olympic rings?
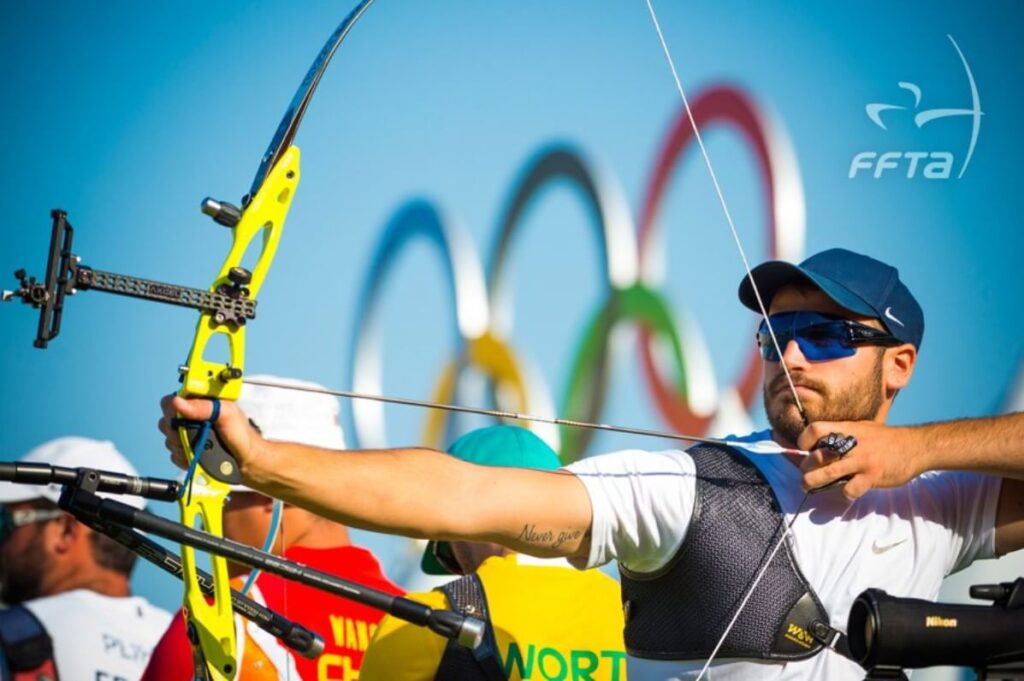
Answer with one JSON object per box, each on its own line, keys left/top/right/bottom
{"left": 345, "top": 85, "right": 805, "bottom": 460}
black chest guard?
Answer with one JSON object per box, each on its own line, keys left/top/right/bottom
{"left": 619, "top": 443, "right": 849, "bottom": 663}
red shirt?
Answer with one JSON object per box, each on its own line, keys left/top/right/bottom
{"left": 143, "top": 545, "right": 403, "bottom": 680}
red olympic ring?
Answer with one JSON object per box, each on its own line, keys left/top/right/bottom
{"left": 636, "top": 85, "right": 804, "bottom": 435}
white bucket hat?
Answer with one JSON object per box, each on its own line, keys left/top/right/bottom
{"left": 228, "top": 375, "right": 346, "bottom": 492}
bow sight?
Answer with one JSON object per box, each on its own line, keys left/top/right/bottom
{"left": 3, "top": 206, "right": 254, "bottom": 358}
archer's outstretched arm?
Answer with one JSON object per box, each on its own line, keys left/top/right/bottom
{"left": 798, "top": 412, "right": 1024, "bottom": 555}
{"left": 159, "top": 395, "right": 594, "bottom": 560}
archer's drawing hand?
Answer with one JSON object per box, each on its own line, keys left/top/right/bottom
{"left": 158, "top": 394, "right": 266, "bottom": 475}
{"left": 797, "top": 421, "right": 920, "bottom": 500}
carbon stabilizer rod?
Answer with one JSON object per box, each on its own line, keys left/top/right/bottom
{"left": 0, "top": 461, "right": 180, "bottom": 502}
{"left": 60, "top": 478, "right": 485, "bottom": 650}
{"left": 77, "top": 513, "right": 324, "bottom": 659}
{"left": 0, "top": 464, "right": 323, "bottom": 657}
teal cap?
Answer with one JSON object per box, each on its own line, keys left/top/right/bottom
{"left": 421, "top": 425, "right": 560, "bottom": 575}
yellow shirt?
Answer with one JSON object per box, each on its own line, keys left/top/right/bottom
{"left": 361, "top": 554, "right": 627, "bottom": 680}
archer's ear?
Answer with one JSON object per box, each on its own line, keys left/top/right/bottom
{"left": 49, "top": 513, "right": 81, "bottom": 555}
{"left": 885, "top": 343, "right": 917, "bottom": 393}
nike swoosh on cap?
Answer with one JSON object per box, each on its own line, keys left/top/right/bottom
{"left": 884, "top": 306, "right": 905, "bottom": 327}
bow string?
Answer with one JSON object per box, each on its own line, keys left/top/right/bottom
{"left": 643, "top": 2, "right": 829, "bottom": 678}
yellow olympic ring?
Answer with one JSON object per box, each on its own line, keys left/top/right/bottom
{"left": 421, "top": 332, "right": 532, "bottom": 448}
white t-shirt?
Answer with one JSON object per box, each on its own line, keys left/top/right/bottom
{"left": 565, "top": 430, "right": 1001, "bottom": 681}
{"left": 23, "top": 589, "right": 172, "bottom": 681}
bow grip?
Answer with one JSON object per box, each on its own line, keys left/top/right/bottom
{"left": 174, "top": 416, "right": 244, "bottom": 486}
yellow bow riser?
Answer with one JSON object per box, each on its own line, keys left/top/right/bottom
{"left": 177, "top": 146, "right": 300, "bottom": 680}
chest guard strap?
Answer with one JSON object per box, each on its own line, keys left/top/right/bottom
{"left": 619, "top": 443, "right": 851, "bottom": 663}
{"left": 435, "top": 573, "right": 506, "bottom": 681}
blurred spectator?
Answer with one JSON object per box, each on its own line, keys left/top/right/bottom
{"left": 360, "top": 426, "right": 627, "bottom": 681}
{"left": 0, "top": 437, "right": 173, "bottom": 680}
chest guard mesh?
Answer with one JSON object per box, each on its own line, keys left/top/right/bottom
{"left": 619, "top": 444, "right": 833, "bottom": 662}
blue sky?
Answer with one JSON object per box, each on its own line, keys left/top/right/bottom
{"left": 2, "top": 1, "right": 1021, "bottom": 611}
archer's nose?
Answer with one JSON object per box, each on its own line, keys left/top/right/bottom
{"left": 779, "top": 338, "right": 810, "bottom": 369}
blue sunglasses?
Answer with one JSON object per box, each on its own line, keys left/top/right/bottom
{"left": 757, "top": 311, "right": 901, "bottom": 362}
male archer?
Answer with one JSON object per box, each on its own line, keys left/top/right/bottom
{"left": 160, "top": 248, "right": 1024, "bottom": 680}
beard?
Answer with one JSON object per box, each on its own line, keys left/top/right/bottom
{"left": 764, "top": 350, "right": 885, "bottom": 446}
{"left": 0, "top": 534, "right": 49, "bottom": 604}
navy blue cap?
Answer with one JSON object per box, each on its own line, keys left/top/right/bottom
{"left": 737, "top": 248, "right": 924, "bottom": 349}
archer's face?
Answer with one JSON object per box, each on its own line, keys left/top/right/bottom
{"left": 223, "top": 492, "right": 279, "bottom": 577}
{"left": 0, "top": 502, "right": 55, "bottom": 603}
{"left": 761, "top": 286, "right": 888, "bottom": 446}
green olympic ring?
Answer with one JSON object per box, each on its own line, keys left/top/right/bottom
{"left": 559, "top": 283, "right": 689, "bottom": 463}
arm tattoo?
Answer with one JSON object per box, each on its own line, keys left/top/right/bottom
{"left": 516, "top": 523, "right": 584, "bottom": 549}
